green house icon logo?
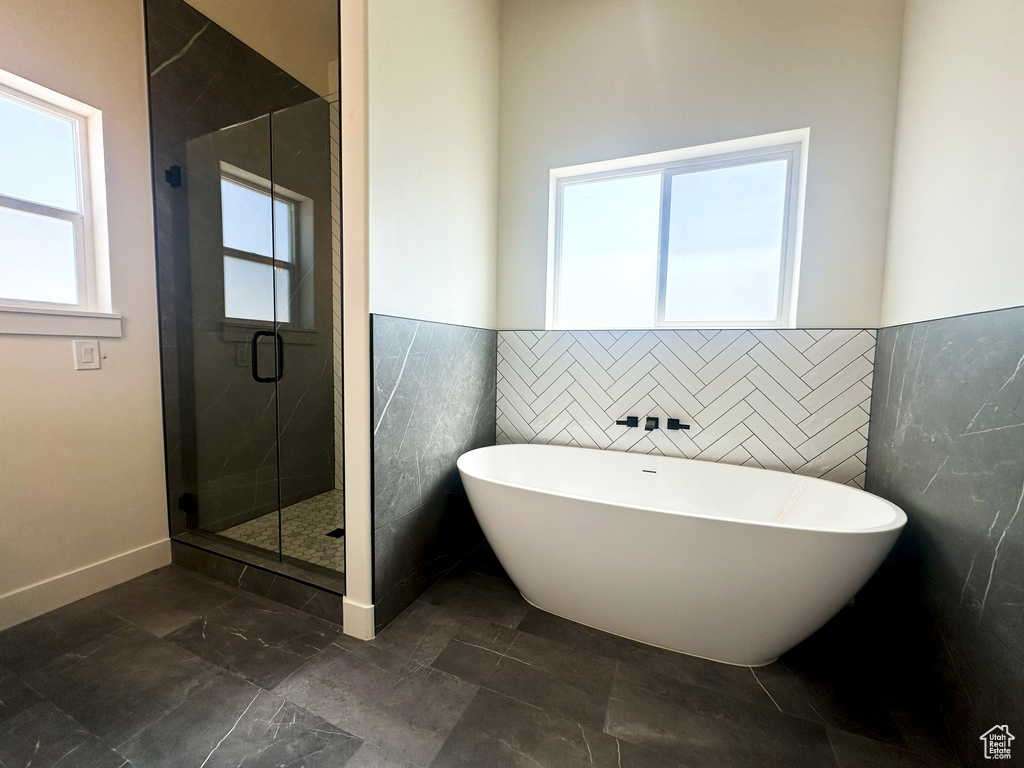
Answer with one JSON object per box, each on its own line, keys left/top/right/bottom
{"left": 980, "top": 725, "right": 1014, "bottom": 759}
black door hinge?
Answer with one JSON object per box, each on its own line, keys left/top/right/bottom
{"left": 178, "top": 492, "right": 198, "bottom": 529}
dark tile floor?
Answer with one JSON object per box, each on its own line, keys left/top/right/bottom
{"left": 0, "top": 554, "right": 961, "bottom": 768}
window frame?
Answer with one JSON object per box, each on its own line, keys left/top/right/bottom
{"left": 219, "top": 164, "right": 301, "bottom": 326}
{"left": 0, "top": 81, "right": 98, "bottom": 313}
{"left": 547, "top": 130, "right": 808, "bottom": 330}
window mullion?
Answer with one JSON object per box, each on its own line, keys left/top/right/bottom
{"left": 0, "top": 193, "right": 81, "bottom": 221}
{"left": 223, "top": 246, "right": 276, "bottom": 267}
{"left": 655, "top": 170, "right": 670, "bottom": 328}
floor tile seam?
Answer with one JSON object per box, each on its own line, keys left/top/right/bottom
{"left": 55, "top": 701, "right": 135, "bottom": 765}
{"left": 501, "top": 630, "right": 625, "bottom": 672}
{"left": 167, "top": 635, "right": 265, "bottom": 685}
{"left": 880, "top": 695, "right": 963, "bottom": 767}
{"left": 120, "top": 680, "right": 349, "bottom": 762}
{"left": 109, "top": 669, "right": 231, "bottom": 751}
{"left": 266, "top": 641, "right": 356, "bottom": 695}
{"left": 20, "top": 695, "right": 134, "bottom": 761}
{"left": 824, "top": 721, "right": 952, "bottom": 764}
{"left": 270, "top": 669, "right": 479, "bottom": 754}
{"left": 24, "top": 629, "right": 202, "bottom": 704}
{"left": 610, "top": 674, "right": 858, "bottom": 740}
{"left": 447, "top": 686, "right": 649, "bottom": 767}
{"left": 620, "top": 660, "right": 826, "bottom": 718}
{"left": 10, "top": 617, "right": 137, "bottom": 691}
{"left": 274, "top": 733, "right": 365, "bottom": 768}
{"left": 933, "top": 717, "right": 967, "bottom": 768}
{"left": 106, "top": 601, "right": 232, "bottom": 642}
{"left": 605, "top": 696, "right": 844, "bottom": 768}
{"left": 354, "top": 739, "right": 429, "bottom": 768}
{"left": 165, "top": 623, "right": 328, "bottom": 674}
{"left": 434, "top": 643, "right": 547, "bottom": 687}
{"left": 600, "top": 696, "right": 705, "bottom": 766}
{"left": 442, "top": 664, "right": 614, "bottom": 733}
{"left": 509, "top": 628, "right": 627, "bottom": 667}
{"left": 825, "top": 725, "right": 963, "bottom": 768}
{"left": 494, "top": 645, "right": 614, "bottom": 688}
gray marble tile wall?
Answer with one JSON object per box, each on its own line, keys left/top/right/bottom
{"left": 867, "top": 304, "right": 1024, "bottom": 763}
{"left": 372, "top": 315, "right": 497, "bottom": 630}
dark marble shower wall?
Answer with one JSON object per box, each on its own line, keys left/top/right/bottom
{"left": 146, "top": 0, "right": 333, "bottom": 534}
{"left": 371, "top": 315, "right": 497, "bottom": 630}
{"left": 867, "top": 304, "right": 1024, "bottom": 763}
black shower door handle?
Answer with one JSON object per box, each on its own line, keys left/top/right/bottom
{"left": 251, "top": 330, "right": 284, "bottom": 383}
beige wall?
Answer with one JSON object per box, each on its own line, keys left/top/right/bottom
{"left": 497, "top": 0, "right": 905, "bottom": 329}
{"left": 185, "top": 0, "right": 338, "bottom": 96}
{"left": 881, "top": 0, "right": 1024, "bottom": 326}
{"left": 0, "top": 0, "right": 168, "bottom": 628}
{"left": 368, "top": 0, "right": 500, "bottom": 329}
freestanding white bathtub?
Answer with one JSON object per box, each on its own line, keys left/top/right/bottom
{"left": 457, "top": 443, "right": 906, "bottom": 666}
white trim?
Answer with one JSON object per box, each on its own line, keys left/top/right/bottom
{"left": 342, "top": 596, "right": 375, "bottom": 640}
{"left": 0, "top": 540, "right": 171, "bottom": 631}
{"left": 551, "top": 128, "right": 810, "bottom": 180}
{"left": 546, "top": 129, "right": 810, "bottom": 330}
{"left": 340, "top": 0, "right": 374, "bottom": 616}
{"left": 0, "top": 305, "right": 122, "bottom": 337}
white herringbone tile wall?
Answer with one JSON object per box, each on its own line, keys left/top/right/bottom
{"left": 496, "top": 329, "right": 876, "bottom": 487}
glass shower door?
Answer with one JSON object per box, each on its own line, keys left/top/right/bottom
{"left": 170, "top": 98, "right": 344, "bottom": 581}
{"left": 176, "top": 114, "right": 284, "bottom": 562}
{"left": 270, "top": 97, "right": 345, "bottom": 575}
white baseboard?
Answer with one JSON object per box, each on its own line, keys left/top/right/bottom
{"left": 343, "top": 596, "right": 375, "bottom": 640}
{"left": 0, "top": 539, "right": 171, "bottom": 632}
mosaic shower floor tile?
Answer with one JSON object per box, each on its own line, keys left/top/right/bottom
{"left": 219, "top": 489, "right": 345, "bottom": 573}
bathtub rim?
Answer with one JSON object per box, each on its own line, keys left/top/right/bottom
{"left": 458, "top": 443, "right": 906, "bottom": 536}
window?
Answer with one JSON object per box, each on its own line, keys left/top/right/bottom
{"left": 548, "top": 131, "right": 806, "bottom": 329}
{"left": 0, "top": 79, "right": 105, "bottom": 313}
{"left": 219, "top": 167, "right": 299, "bottom": 324}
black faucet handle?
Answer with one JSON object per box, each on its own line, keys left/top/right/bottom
{"left": 667, "top": 418, "right": 690, "bottom": 430}
{"left": 616, "top": 416, "right": 639, "bottom": 428}
{"left": 645, "top": 416, "right": 659, "bottom": 431}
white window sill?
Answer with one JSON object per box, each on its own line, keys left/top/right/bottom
{"left": 0, "top": 306, "right": 123, "bottom": 337}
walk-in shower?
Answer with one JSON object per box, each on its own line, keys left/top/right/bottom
{"left": 145, "top": 0, "right": 343, "bottom": 593}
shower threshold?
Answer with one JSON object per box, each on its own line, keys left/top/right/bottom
{"left": 173, "top": 489, "right": 345, "bottom": 595}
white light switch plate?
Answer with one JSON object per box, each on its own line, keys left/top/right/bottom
{"left": 73, "top": 339, "right": 101, "bottom": 370}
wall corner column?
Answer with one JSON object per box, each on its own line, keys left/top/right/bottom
{"left": 341, "top": 0, "right": 374, "bottom": 639}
